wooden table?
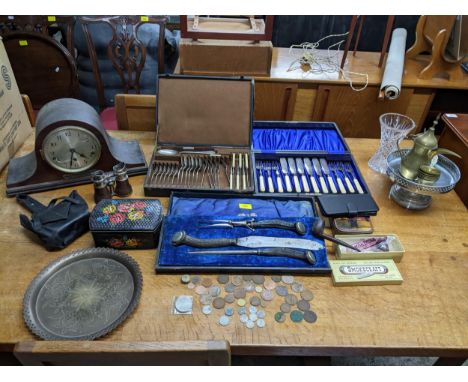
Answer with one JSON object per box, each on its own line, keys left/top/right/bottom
{"left": 1, "top": 131, "right": 467, "bottom": 361}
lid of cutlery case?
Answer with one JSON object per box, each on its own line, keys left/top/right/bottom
{"left": 156, "top": 74, "right": 253, "bottom": 147}
{"left": 316, "top": 194, "right": 379, "bottom": 217}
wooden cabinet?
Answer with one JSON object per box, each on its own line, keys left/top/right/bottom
{"left": 254, "top": 82, "right": 297, "bottom": 120}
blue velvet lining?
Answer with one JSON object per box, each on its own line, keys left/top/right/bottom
{"left": 252, "top": 128, "right": 346, "bottom": 153}
{"left": 157, "top": 197, "right": 329, "bottom": 271}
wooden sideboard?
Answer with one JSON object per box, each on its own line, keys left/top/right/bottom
{"left": 251, "top": 48, "right": 468, "bottom": 138}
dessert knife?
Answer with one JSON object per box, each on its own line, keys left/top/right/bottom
{"left": 319, "top": 158, "right": 337, "bottom": 194}
{"left": 229, "top": 153, "right": 235, "bottom": 190}
{"left": 280, "top": 158, "right": 293, "bottom": 192}
{"left": 236, "top": 153, "right": 241, "bottom": 190}
{"left": 303, "top": 158, "right": 320, "bottom": 193}
{"left": 256, "top": 163, "right": 265, "bottom": 192}
{"left": 275, "top": 166, "right": 284, "bottom": 193}
{"left": 295, "top": 158, "right": 310, "bottom": 193}
{"left": 312, "top": 158, "right": 328, "bottom": 193}
{"left": 244, "top": 153, "right": 249, "bottom": 189}
{"left": 287, "top": 157, "right": 301, "bottom": 192}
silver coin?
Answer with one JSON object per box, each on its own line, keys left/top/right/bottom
{"left": 219, "top": 315, "right": 230, "bottom": 326}
{"left": 238, "top": 307, "right": 247, "bottom": 315}
{"left": 291, "top": 282, "right": 304, "bottom": 293}
{"left": 202, "top": 305, "right": 212, "bottom": 315}
{"left": 249, "top": 313, "right": 258, "bottom": 322}
{"left": 232, "top": 275, "right": 243, "bottom": 286}
{"left": 282, "top": 275, "right": 295, "bottom": 284}
{"left": 276, "top": 285, "right": 289, "bottom": 296}
{"left": 200, "top": 294, "right": 213, "bottom": 305}
{"left": 257, "top": 310, "right": 266, "bottom": 319}
{"left": 285, "top": 294, "right": 298, "bottom": 305}
{"left": 261, "top": 290, "right": 274, "bottom": 301}
{"left": 209, "top": 285, "right": 221, "bottom": 297}
{"left": 174, "top": 296, "right": 193, "bottom": 313}
{"left": 256, "top": 319, "right": 266, "bottom": 328}
{"left": 224, "top": 283, "right": 235, "bottom": 293}
{"left": 225, "top": 307, "right": 234, "bottom": 316}
{"left": 249, "top": 306, "right": 257, "bottom": 314}
{"left": 244, "top": 281, "right": 255, "bottom": 292}
{"left": 246, "top": 320, "right": 255, "bottom": 329}
{"left": 240, "top": 314, "right": 249, "bottom": 323}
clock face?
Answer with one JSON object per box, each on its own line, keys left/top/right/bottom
{"left": 42, "top": 126, "right": 102, "bottom": 173}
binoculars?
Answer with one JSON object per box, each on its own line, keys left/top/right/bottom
{"left": 91, "top": 163, "right": 133, "bottom": 203}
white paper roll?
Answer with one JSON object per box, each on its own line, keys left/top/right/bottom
{"left": 380, "top": 28, "right": 407, "bottom": 100}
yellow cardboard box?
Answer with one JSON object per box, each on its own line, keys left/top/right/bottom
{"left": 0, "top": 37, "right": 32, "bottom": 171}
{"left": 330, "top": 259, "right": 403, "bottom": 286}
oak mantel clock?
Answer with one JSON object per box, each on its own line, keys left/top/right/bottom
{"left": 6, "top": 98, "right": 147, "bottom": 196}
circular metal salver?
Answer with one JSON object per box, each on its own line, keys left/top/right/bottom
{"left": 23, "top": 248, "right": 142, "bottom": 341}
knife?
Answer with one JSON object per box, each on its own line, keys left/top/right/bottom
{"left": 295, "top": 158, "right": 310, "bottom": 193}
{"left": 188, "top": 248, "right": 316, "bottom": 265}
{"left": 319, "top": 158, "right": 337, "bottom": 194}
{"left": 280, "top": 158, "right": 293, "bottom": 192}
{"left": 303, "top": 158, "right": 320, "bottom": 193}
{"left": 312, "top": 158, "right": 328, "bottom": 193}
{"left": 172, "top": 231, "right": 324, "bottom": 251}
{"left": 287, "top": 157, "right": 301, "bottom": 192}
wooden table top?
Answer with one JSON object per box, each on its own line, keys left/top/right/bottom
{"left": 252, "top": 48, "right": 468, "bottom": 90}
{"left": 0, "top": 131, "right": 467, "bottom": 357}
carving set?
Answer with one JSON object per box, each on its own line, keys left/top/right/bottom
{"left": 255, "top": 158, "right": 364, "bottom": 194}
{"left": 148, "top": 152, "right": 251, "bottom": 191}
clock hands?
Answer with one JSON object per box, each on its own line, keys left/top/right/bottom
{"left": 69, "top": 149, "right": 75, "bottom": 168}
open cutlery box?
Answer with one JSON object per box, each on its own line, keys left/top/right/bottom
{"left": 155, "top": 192, "right": 330, "bottom": 274}
{"left": 252, "top": 121, "right": 379, "bottom": 217}
{"left": 144, "top": 75, "right": 255, "bottom": 197}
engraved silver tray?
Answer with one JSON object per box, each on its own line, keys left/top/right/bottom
{"left": 23, "top": 248, "right": 142, "bottom": 340}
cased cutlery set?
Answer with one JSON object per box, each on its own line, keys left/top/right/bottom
{"left": 255, "top": 158, "right": 364, "bottom": 194}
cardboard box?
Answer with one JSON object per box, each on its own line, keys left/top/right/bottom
{"left": 334, "top": 234, "right": 405, "bottom": 262}
{"left": 0, "top": 37, "right": 32, "bottom": 171}
{"left": 330, "top": 259, "right": 403, "bottom": 286}
{"left": 179, "top": 38, "right": 272, "bottom": 76}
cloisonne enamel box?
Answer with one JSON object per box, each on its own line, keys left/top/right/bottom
{"left": 89, "top": 199, "right": 163, "bottom": 249}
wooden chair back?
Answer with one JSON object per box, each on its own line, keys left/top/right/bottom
{"left": 2, "top": 32, "right": 79, "bottom": 109}
{"left": 21, "top": 94, "right": 35, "bottom": 126}
{"left": 80, "top": 16, "right": 167, "bottom": 111}
{"left": 0, "top": 15, "right": 75, "bottom": 53}
{"left": 115, "top": 93, "right": 156, "bottom": 131}
{"left": 14, "top": 340, "right": 231, "bottom": 366}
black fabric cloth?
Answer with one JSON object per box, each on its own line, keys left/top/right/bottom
{"left": 17, "top": 190, "right": 90, "bottom": 251}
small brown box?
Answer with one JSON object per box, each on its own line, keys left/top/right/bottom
{"left": 179, "top": 38, "right": 272, "bottom": 76}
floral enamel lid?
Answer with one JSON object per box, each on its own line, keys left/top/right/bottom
{"left": 89, "top": 199, "right": 163, "bottom": 231}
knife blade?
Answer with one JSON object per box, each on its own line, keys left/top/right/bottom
{"left": 188, "top": 248, "right": 316, "bottom": 265}
{"left": 303, "top": 158, "right": 320, "bottom": 193}
{"left": 295, "top": 158, "right": 310, "bottom": 193}
{"left": 287, "top": 157, "right": 301, "bottom": 192}
{"left": 280, "top": 157, "right": 293, "bottom": 192}
{"left": 172, "top": 231, "right": 324, "bottom": 251}
{"left": 312, "top": 158, "right": 328, "bottom": 193}
{"left": 319, "top": 158, "right": 337, "bottom": 194}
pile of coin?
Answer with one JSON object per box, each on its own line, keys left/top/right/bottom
{"left": 180, "top": 273, "right": 318, "bottom": 328}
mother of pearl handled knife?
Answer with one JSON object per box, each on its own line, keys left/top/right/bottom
{"left": 312, "top": 158, "right": 328, "bottom": 193}
{"left": 287, "top": 158, "right": 301, "bottom": 192}
{"left": 303, "top": 158, "right": 320, "bottom": 193}
{"left": 319, "top": 158, "right": 337, "bottom": 194}
{"left": 295, "top": 158, "right": 310, "bottom": 193}
{"left": 280, "top": 158, "right": 293, "bottom": 192}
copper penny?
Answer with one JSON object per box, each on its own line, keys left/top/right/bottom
{"left": 285, "top": 294, "right": 298, "bottom": 305}
{"left": 271, "top": 275, "right": 282, "bottom": 282}
{"left": 217, "top": 274, "right": 229, "bottom": 284}
{"left": 202, "top": 278, "right": 212, "bottom": 288}
{"left": 195, "top": 285, "right": 207, "bottom": 295}
{"left": 280, "top": 302, "right": 291, "bottom": 313}
{"left": 297, "top": 299, "right": 310, "bottom": 311}
{"left": 212, "top": 297, "right": 225, "bottom": 309}
{"left": 263, "top": 279, "right": 276, "bottom": 290}
{"left": 250, "top": 296, "right": 261, "bottom": 306}
{"left": 261, "top": 290, "right": 274, "bottom": 301}
{"left": 234, "top": 287, "right": 246, "bottom": 299}
{"left": 232, "top": 275, "right": 243, "bottom": 286}
{"left": 252, "top": 275, "right": 265, "bottom": 285}
{"left": 224, "top": 283, "right": 235, "bottom": 293}
{"left": 300, "top": 289, "right": 314, "bottom": 301}
{"left": 224, "top": 293, "right": 235, "bottom": 304}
